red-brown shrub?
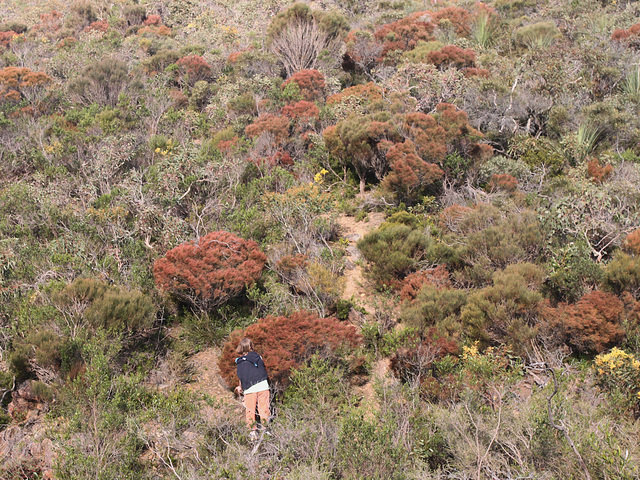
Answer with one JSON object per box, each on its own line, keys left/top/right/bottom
{"left": 624, "top": 229, "right": 640, "bottom": 255}
{"left": 462, "top": 67, "right": 490, "bottom": 78}
{"left": 400, "top": 266, "right": 452, "bottom": 301}
{"left": 282, "top": 69, "right": 326, "bottom": 101}
{"left": 34, "top": 10, "right": 63, "bottom": 34}
{"left": 143, "top": 14, "right": 162, "bottom": 26}
{"left": 0, "top": 67, "right": 52, "bottom": 103}
{"left": 587, "top": 158, "right": 613, "bottom": 184}
{"left": 176, "top": 55, "right": 213, "bottom": 84}
{"left": 57, "top": 37, "right": 77, "bottom": 49}
{"left": 431, "top": 6, "right": 473, "bottom": 37}
{"left": 281, "top": 100, "right": 320, "bottom": 120}
{"left": 374, "top": 12, "right": 435, "bottom": 60}
{"left": 153, "top": 231, "right": 267, "bottom": 312}
{"left": 540, "top": 290, "right": 625, "bottom": 353}
{"left": 137, "top": 24, "right": 172, "bottom": 37}
{"left": 427, "top": 45, "right": 476, "bottom": 69}
{"left": 0, "top": 31, "right": 16, "bottom": 48}
{"left": 218, "top": 310, "right": 362, "bottom": 391}
{"left": 382, "top": 139, "right": 444, "bottom": 201}
{"left": 245, "top": 114, "right": 290, "bottom": 143}
{"left": 249, "top": 150, "right": 294, "bottom": 169}
{"left": 488, "top": 174, "right": 518, "bottom": 192}
{"left": 612, "top": 23, "right": 640, "bottom": 48}
{"left": 84, "top": 20, "right": 108, "bottom": 33}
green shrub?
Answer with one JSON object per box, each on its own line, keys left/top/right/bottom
{"left": 357, "top": 218, "right": 431, "bottom": 288}
{"left": 283, "top": 356, "right": 351, "bottom": 412}
{"left": 30, "top": 380, "right": 55, "bottom": 403}
{"left": 507, "top": 135, "right": 564, "bottom": 175}
{"left": 602, "top": 251, "right": 640, "bottom": 299}
{"left": 143, "top": 49, "right": 180, "bottom": 74}
{"left": 55, "top": 278, "right": 155, "bottom": 334}
{"left": 544, "top": 241, "right": 603, "bottom": 303}
{"left": 461, "top": 263, "right": 544, "bottom": 352}
{"left": 439, "top": 204, "right": 543, "bottom": 286}
{"left": 337, "top": 410, "right": 411, "bottom": 480}
{"left": 85, "top": 288, "right": 155, "bottom": 333}
{"left": 401, "top": 286, "right": 468, "bottom": 337}
{"left": 0, "top": 22, "right": 28, "bottom": 34}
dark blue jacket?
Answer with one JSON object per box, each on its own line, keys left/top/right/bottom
{"left": 235, "top": 351, "right": 269, "bottom": 391}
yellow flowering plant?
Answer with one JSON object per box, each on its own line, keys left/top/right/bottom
{"left": 594, "top": 347, "right": 640, "bottom": 407}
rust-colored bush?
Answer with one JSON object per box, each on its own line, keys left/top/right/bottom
{"left": 218, "top": 310, "right": 362, "bottom": 391}
{"left": 176, "top": 55, "right": 214, "bottom": 84}
{"left": 612, "top": 23, "right": 640, "bottom": 48}
{"left": 245, "top": 114, "right": 290, "bottom": 143}
{"left": 587, "top": 158, "right": 613, "bottom": 184}
{"left": 0, "top": 31, "right": 16, "bottom": 48}
{"left": 374, "top": 12, "right": 435, "bottom": 60}
{"left": 153, "top": 231, "right": 267, "bottom": 312}
{"left": 427, "top": 45, "right": 476, "bottom": 69}
{"left": 488, "top": 173, "right": 518, "bottom": 192}
{"left": 399, "top": 266, "right": 452, "bottom": 301}
{"left": 282, "top": 69, "right": 326, "bottom": 101}
{"left": 84, "top": 20, "right": 108, "bottom": 33}
{"left": 624, "top": 229, "right": 640, "bottom": 255}
{"left": 462, "top": 67, "right": 490, "bottom": 78}
{"left": 249, "top": 150, "right": 294, "bottom": 169}
{"left": 143, "top": 14, "right": 162, "bottom": 26}
{"left": 281, "top": 100, "right": 320, "bottom": 120}
{"left": 540, "top": 290, "right": 625, "bottom": 353}
{"left": 0, "top": 67, "right": 52, "bottom": 103}
{"left": 382, "top": 139, "right": 444, "bottom": 202}
{"left": 431, "top": 6, "right": 473, "bottom": 37}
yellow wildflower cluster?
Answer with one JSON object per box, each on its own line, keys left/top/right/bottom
{"left": 155, "top": 139, "right": 174, "bottom": 156}
{"left": 44, "top": 141, "right": 62, "bottom": 155}
{"left": 314, "top": 168, "right": 329, "bottom": 185}
{"left": 87, "top": 206, "right": 128, "bottom": 221}
{"left": 462, "top": 341, "right": 479, "bottom": 360}
{"left": 216, "top": 24, "right": 239, "bottom": 35}
{"left": 594, "top": 347, "right": 640, "bottom": 375}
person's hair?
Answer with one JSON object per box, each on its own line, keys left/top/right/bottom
{"left": 236, "top": 337, "right": 255, "bottom": 355}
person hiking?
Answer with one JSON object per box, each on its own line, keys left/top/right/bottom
{"left": 234, "top": 337, "right": 270, "bottom": 440}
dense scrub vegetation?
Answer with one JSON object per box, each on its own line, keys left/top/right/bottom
{"left": 1, "top": 0, "right": 640, "bottom": 478}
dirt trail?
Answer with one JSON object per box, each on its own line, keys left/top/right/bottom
{"left": 336, "top": 213, "right": 396, "bottom": 412}
{"left": 183, "top": 347, "right": 241, "bottom": 422}
{"left": 337, "top": 212, "right": 385, "bottom": 313}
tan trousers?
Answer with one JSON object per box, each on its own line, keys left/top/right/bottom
{"left": 243, "top": 389, "right": 270, "bottom": 429}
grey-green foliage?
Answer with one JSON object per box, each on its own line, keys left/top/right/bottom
{"left": 477, "top": 155, "right": 532, "bottom": 185}
{"left": 69, "top": 58, "right": 130, "bottom": 107}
